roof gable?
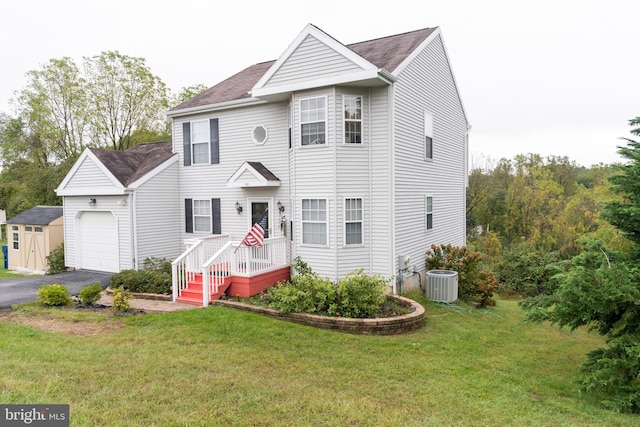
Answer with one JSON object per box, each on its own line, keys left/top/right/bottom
{"left": 168, "top": 24, "right": 437, "bottom": 112}
{"left": 7, "top": 206, "right": 63, "bottom": 225}
{"left": 56, "top": 151, "right": 123, "bottom": 195}
{"left": 56, "top": 142, "right": 175, "bottom": 196}
{"left": 227, "top": 161, "right": 281, "bottom": 188}
{"left": 91, "top": 141, "right": 174, "bottom": 186}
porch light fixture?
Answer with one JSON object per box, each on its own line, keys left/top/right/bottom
{"left": 235, "top": 201, "right": 243, "bottom": 213}
{"left": 277, "top": 201, "right": 285, "bottom": 213}
{"left": 89, "top": 198, "right": 96, "bottom": 207}
{"left": 117, "top": 198, "right": 127, "bottom": 207}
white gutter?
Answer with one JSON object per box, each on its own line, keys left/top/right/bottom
{"left": 167, "top": 97, "right": 267, "bottom": 118}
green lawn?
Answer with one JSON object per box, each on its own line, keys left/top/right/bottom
{"left": 0, "top": 293, "right": 637, "bottom": 426}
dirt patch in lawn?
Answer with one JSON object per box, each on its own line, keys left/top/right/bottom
{"left": 0, "top": 307, "right": 129, "bottom": 337}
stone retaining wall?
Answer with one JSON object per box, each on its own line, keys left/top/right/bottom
{"left": 213, "top": 295, "right": 425, "bottom": 335}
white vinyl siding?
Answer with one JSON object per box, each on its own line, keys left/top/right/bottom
{"left": 176, "top": 103, "right": 290, "bottom": 245}
{"left": 300, "top": 96, "right": 326, "bottom": 145}
{"left": 191, "top": 119, "right": 210, "bottom": 164}
{"left": 344, "top": 198, "right": 363, "bottom": 245}
{"left": 62, "top": 156, "right": 121, "bottom": 192}
{"left": 133, "top": 161, "right": 182, "bottom": 263}
{"left": 343, "top": 95, "right": 362, "bottom": 144}
{"left": 302, "top": 198, "right": 327, "bottom": 245}
{"left": 393, "top": 33, "right": 469, "bottom": 273}
{"left": 264, "top": 35, "right": 361, "bottom": 88}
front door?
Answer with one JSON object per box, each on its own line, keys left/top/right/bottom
{"left": 250, "top": 201, "right": 270, "bottom": 238}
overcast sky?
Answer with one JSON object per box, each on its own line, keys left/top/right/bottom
{"left": 1, "top": 0, "right": 638, "bottom": 167}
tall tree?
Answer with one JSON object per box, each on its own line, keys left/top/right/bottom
{"left": 15, "top": 57, "right": 90, "bottom": 164}
{"left": 520, "top": 118, "right": 640, "bottom": 413}
{"left": 602, "top": 116, "right": 640, "bottom": 248}
{"left": 84, "top": 51, "right": 169, "bottom": 150}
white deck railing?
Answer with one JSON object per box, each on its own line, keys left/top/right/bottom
{"left": 171, "top": 235, "right": 231, "bottom": 303}
{"left": 172, "top": 236, "right": 289, "bottom": 306}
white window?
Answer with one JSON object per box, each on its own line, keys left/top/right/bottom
{"left": 344, "top": 198, "right": 363, "bottom": 245}
{"left": 302, "top": 198, "right": 327, "bottom": 245}
{"left": 252, "top": 125, "right": 268, "bottom": 145}
{"left": 343, "top": 95, "right": 362, "bottom": 144}
{"left": 193, "top": 199, "right": 211, "bottom": 232}
{"left": 300, "top": 97, "right": 326, "bottom": 145}
{"left": 425, "top": 196, "right": 433, "bottom": 230}
{"left": 424, "top": 111, "right": 433, "bottom": 160}
{"left": 191, "top": 119, "right": 210, "bottom": 164}
{"left": 12, "top": 225, "right": 19, "bottom": 250}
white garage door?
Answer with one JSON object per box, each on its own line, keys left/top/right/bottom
{"left": 78, "top": 211, "right": 119, "bottom": 272}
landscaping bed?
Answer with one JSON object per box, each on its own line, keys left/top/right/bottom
{"left": 215, "top": 294, "right": 425, "bottom": 335}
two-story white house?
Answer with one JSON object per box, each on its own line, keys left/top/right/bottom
{"left": 56, "top": 23, "right": 469, "bottom": 306}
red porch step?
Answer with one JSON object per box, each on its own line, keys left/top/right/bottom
{"left": 176, "top": 274, "right": 230, "bottom": 306}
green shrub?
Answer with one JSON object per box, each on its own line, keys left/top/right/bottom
{"left": 335, "top": 269, "right": 387, "bottom": 318}
{"left": 110, "top": 269, "right": 171, "bottom": 294}
{"left": 495, "top": 245, "right": 563, "bottom": 297}
{"left": 78, "top": 282, "right": 103, "bottom": 305}
{"left": 46, "top": 243, "right": 66, "bottom": 275}
{"left": 38, "top": 283, "right": 72, "bottom": 306}
{"left": 111, "top": 287, "right": 131, "bottom": 313}
{"left": 268, "top": 274, "right": 336, "bottom": 314}
{"left": 267, "top": 262, "right": 388, "bottom": 318}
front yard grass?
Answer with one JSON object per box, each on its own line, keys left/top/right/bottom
{"left": 0, "top": 292, "right": 637, "bottom": 426}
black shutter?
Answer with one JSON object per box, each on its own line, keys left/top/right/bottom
{"left": 185, "top": 199, "right": 193, "bottom": 233}
{"left": 211, "top": 198, "right": 221, "bottom": 234}
{"left": 183, "top": 122, "right": 191, "bottom": 166}
{"left": 210, "top": 118, "right": 219, "bottom": 164}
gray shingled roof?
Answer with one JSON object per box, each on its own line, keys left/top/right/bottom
{"left": 171, "top": 26, "right": 436, "bottom": 111}
{"left": 246, "top": 161, "right": 280, "bottom": 181}
{"left": 90, "top": 141, "right": 175, "bottom": 186}
{"left": 7, "top": 206, "right": 63, "bottom": 225}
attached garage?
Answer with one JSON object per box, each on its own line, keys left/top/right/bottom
{"left": 76, "top": 211, "right": 119, "bottom": 272}
{"left": 55, "top": 141, "right": 181, "bottom": 273}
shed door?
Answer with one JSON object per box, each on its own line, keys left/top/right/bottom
{"left": 78, "top": 211, "right": 119, "bottom": 272}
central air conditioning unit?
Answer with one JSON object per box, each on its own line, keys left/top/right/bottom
{"left": 426, "top": 270, "right": 458, "bottom": 303}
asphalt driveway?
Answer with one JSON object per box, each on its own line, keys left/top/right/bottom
{"left": 0, "top": 270, "right": 113, "bottom": 309}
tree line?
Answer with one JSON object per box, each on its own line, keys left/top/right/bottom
{"left": 0, "top": 51, "right": 206, "bottom": 216}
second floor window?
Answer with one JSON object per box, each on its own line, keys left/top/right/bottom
{"left": 300, "top": 97, "right": 326, "bottom": 145}
{"left": 344, "top": 95, "right": 362, "bottom": 144}
{"left": 424, "top": 111, "right": 433, "bottom": 160}
{"left": 191, "top": 119, "right": 210, "bottom": 164}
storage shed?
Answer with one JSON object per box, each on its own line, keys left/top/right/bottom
{"left": 6, "top": 206, "right": 64, "bottom": 274}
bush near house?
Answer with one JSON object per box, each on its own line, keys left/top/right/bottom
{"left": 46, "top": 243, "right": 66, "bottom": 275}
{"left": 264, "top": 258, "right": 391, "bottom": 318}
{"left": 110, "top": 258, "right": 172, "bottom": 294}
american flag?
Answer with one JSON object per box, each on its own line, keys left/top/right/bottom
{"left": 241, "top": 210, "right": 268, "bottom": 248}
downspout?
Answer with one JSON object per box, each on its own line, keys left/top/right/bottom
{"left": 389, "top": 83, "right": 397, "bottom": 294}
{"left": 368, "top": 87, "right": 373, "bottom": 273}
{"left": 332, "top": 87, "right": 339, "bottom": 283}
{"left": 463, "top": 125, "right": 472, "bottom": 245}
{"left": 129, "top": 191, "right": 137, "bottom": 270}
